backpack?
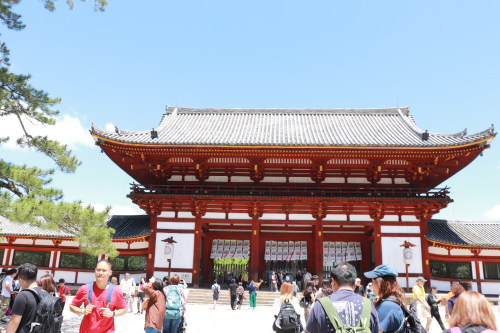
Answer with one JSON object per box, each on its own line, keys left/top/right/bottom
{"left": 277, "top": 299, "right": 300, "bottom": 331}
{"left": 213, "top": 285, "right": 219, "bottom": 295}
{"left": 384, "top": 298, "right": 427, "bottom": 333}
{"left": 165, "top": 285, "right": 182, "bottom": 319}
{"left": 88, "top": 282, "right": 115, "bottom": 306}
{"left": 23, "top": 288, "right": 63, "bottom": 333}
{"left": 319, "top": 297, "right": 372, "bottom": 333}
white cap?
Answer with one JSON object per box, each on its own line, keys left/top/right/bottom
{"left": 355, "top": 278, "right": 361, "bottom": 281}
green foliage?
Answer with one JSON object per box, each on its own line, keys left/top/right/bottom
{"left": 214, "top": 258, "right": 249, "bottom": 266}
{"left": 0, "top": 0, "right": 117, "bottom": 258}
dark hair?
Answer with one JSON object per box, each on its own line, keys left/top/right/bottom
{"left": 330, "top": 262, "right": 357, "bottom": 288}
{"left": 170, "top": 274, "right": 180, "bottom": 285}
{"left": 17, "top": 263, "right": 37, "bottom": 283}
{"left": 373, "top": 275, "right": 405, "bottom": 307}
{"left": 303, "top": 281, "right": 317, "bottom": 301}
{"left": 37, "top": 274, "right": 57, "bottom": 293}
{"left": 97, "top": 259, "right": 112, "bottom": 269}
{"left": 6, "top": 268, "right": 17, "bottom": 276}
{"left": 214, "top": 280, "right": 218, "bottom": 284}
{"left": 110, "top": 277, "right": 118, "bottom": 285}
{"left": 153, "top": 278, "right": 166, "bottom": 299}
{"left": 231, "top": 279, "right": 235, "bottom": 284}
{"left": 1, "top": 268, "right": 7, "bottom": 273}
{"left": 163, "top": 276, "right": 169, "bottom": 282}
{"left": 140, "top": 277, "right": 146, "bottom": 284}
{"left": 321, "top": 280, "right": 334, "bottom": 297}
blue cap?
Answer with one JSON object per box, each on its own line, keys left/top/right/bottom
{"left": 364, "top": 264, "right": 398, "bottom": 278}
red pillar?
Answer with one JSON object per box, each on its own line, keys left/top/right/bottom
{"left": 146, "top": 215, "right": 158, "bottom": 279}
{"left": 420, "top": 219, "right": 431, "bottom": 288}
{"left": 315, "top": 219, "right": 324, "bottom": 283}
{"left": 202, "top": 234, "right": 212, "bottom": 285}
{"left": 192, "top": 218, "right": 203, "bottom": 287}
{"left": 360, "top": 237, "right": 371, "bottom": 284}
{"left": 374, "top": 220, "right": 382, "bottom": 266}
{"left": 250, "top": 220, "right": 260, "bottom": 282}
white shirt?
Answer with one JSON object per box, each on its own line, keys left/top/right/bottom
{"left": 119, "top": 278, "right": 133, "bottom": 295}
{"left": 1, "top": 276, "right": 13, "bottom": 297}
{"left": 272, "top": 296, "right": 304, "bottom": 326}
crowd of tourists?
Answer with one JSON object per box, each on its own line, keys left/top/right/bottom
{"left": 266, "top": 262, "right": 499, "bottom": 333}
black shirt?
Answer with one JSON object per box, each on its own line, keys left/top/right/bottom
{"left": 228, "top": 283, "right": 238, "bottom": 295}
{"left": 354, "top": 285, "right": 365, "bottom": 297}
{"left": 11, "top": 287, "right": 42, "bottom": 333}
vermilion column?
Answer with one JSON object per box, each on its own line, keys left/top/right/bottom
{"left": 250, "top": 220, "right": 260, "bottom": 282}
{"left": 315, "top": 219, "right": 324, "bottom": 283}
{"left": 192, "top": 218, "right": 203, "bottom": 287}
{"left": 420, "top": 219, "right": 431, "bottom": 286}
{"left": 146, "top": 215, "right": 158, "bottom": 279}
{"left": 374, "top": 220, "right": 382, "bottom": 266}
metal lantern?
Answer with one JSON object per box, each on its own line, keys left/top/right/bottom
{"left": 162, "top": 237, "right": 177, "bottom": 260}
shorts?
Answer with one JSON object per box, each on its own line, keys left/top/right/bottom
{"left": 213, "top": 293, "right": 219, "bottom": 301}
{"left": 417, "top": 304, "right": 431, "bottom": 319}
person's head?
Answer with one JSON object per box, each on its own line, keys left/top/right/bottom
{"left": 416, "top": 276, "right": 427, "bottom": 287}
{"left": 330, "top": 262, "right": 357, "bottom": 291}
{"left": 231, "top": 279, "right": 235, "bottom": 284}
{"left": 58, "top": 278, "right": 65, "bottom": 287}
{"left": 95, "top": 260, "right": 112, "bottom": 286}
{"left": 152, "top": 278, "right": 166, "bottom": 299}
{"left": 214, "top": 279, "right": 218, "bottom": 284}
{"left": 285, "top": 276, "right": 290, "bottom": 282}
{"left": 238, "top": 282, "right": 242, "bottom": 286}
{"left": 6, "top": 268, "right": 17, "bottom": 278}
{"left": 312, "top": 275, "right": 319, "bottom": 285}
{"left": 449, "top": 291, "right": 497, "bottom": 330}
{"left": 451, "top": 283, "right": 465, "bottom": 298}
{"left": 17, "top": 263, "right": 37, "bottom": 289}
{"left": 355, "top": 278, "right": 361, "bottom": 286}
{"left": 125, "top": 273, "right": 130, "bottom": 280}
{"left": 250, "top": 280, "right": 254, "bottom": 285}
{"left": 370, "top": 275, "right": 404, "bottom": 307}
{"left": 321, "top": 280, "right": 334, "bottom": 296}
{"left": 111, "top": 277, "right": 118, "bottom": 285}
{"left": 367, "top": 282, "right": 373, "bottom": 290}
{"left": 431, "top": 286, "right": 438, "bottom": 295}
{"left": 303, "top": 281, "right": 316, "bottom": 296}
{"left": 169, "top": 274, "right": 180, "bottom": 286}
{"left": 37, "top": 274, "right": 57, "bottom": 293}
{"left": 1, "top": 268, "right": 6, "bottom": 274}
{"left": 279, "top": 281, "right": 293, "bottom": 302}
{"left": 140, "top": 277, "right": 146, "bottom": 284}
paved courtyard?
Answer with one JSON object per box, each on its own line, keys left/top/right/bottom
{"left": 1, "top": 296, "right": 499, "bottom": 332}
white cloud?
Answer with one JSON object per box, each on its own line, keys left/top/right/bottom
{"left": 82, "top": 203, "right": 139, "bottom": 216}
{"left": 0, "top": 113, "right": 94, "bottom": 151}
{"left": 105, "top": 123, "right": 115, "bottom": 132}
{"left": 484, "top": 205, "right": 500, "bottom": 219}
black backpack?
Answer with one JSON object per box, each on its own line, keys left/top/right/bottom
{"left": 23, "top": 288, "right": 63, "bottom": 333}
{"left": 278, "top": 300, "right": 299, "bottom": 331}
{"left": 383, "top": 298, "right": 427, "bottom": 333}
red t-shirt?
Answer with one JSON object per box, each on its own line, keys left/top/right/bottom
{"left": 72, "top": 282, "right": 127, "bottom": 333}
{"left": 59, "top": 285, "right": 69, "bottom": 302}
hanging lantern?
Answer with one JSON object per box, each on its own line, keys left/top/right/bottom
{"left": 162, "top": 237, "right": 177, "bottom": 260}
{"left": 401, "top": 241, "right": 416, "bottom": 265}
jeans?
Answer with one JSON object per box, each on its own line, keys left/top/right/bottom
{"left": 145, "top": 327, "right": 161, "bottom": 333}
{"left": 163, "top": 317, "right": 181, "bottom": 333}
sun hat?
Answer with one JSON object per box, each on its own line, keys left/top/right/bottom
{"left": 416, "top": 276, "right": 427, "bottom": 282}
{"left": 364, "top": 264, "right": 398, "bottom": 279}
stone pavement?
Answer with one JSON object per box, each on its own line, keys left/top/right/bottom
{"left": 0, "top": 296, "right": 499, "bottom": 332}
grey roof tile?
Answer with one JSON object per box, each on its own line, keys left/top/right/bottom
{"left": 91, "top": 105, "right": 495, "bottom": 147}
{"left": 427, "top": 219, "right": 500, "bottom": 247}
{"left": 0, "top": 215, "right": 151, "bottom": 240}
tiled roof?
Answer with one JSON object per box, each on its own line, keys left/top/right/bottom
{"left": 427, "top": 219, "right": 500, "bottom": 247}
{"left": 0, "top": 215, "right": 151, "bottom": 240}
{"left": 91, "top": 105, "right": 495, "bottom": 147}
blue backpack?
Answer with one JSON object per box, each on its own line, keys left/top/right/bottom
{"left": 164, "top": 285, "right": 182, "bottom": 319}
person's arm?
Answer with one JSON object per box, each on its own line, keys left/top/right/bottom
{"left": 144, "top": 282, "right": 157, "bottom": 301}
{"left": 180, "top": 287, "right": 186, "bottom": 314}
{"left": 5, "top": 314, "right": 22, "bottom": 333}
{"left": 447, "top": 299, "right": 453, "bottom": 317}
{"left": 4, "top": 281, "right": 13, "bottom": 294}
{"left": 64, "top": 287, "right": 71, "bottom": 296}
{"left": 101, "top": 307, "right": 127, "bottom": 318}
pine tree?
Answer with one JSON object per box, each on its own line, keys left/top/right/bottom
{"left": 0, "top": 0, "right": 118, "bottom": 257}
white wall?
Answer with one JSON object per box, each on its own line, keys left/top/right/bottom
{"left": 401, "top": 216, "right": 419, "bottom": 222}
{"left": 54, "top": 270, "right": 76, "bottom": 284}
{"left": 35, "top": 240, "right": 54, "bottom": 246}
{"left": 350, "top": 215, "right": 371, "bottom": 221}
{"left": 430, "top": 279, "right": 450, "bottom": 291}
{"left": 428, "top": 247, "right": 448, "bottom": 255}
{"left": 381, "top": 226, "right": 420, "bottom": 234}
{"left": 178, "top": 212, "right": 195, "bottom": 219}
{"left": 450, "top": 249, "right": 473, "bottom": 256}
{"left": 471, "top": 261, "right": 476, "bottom": 279}
{"left": 154, "top": 271, "right": 192, "bottom": 284}
{"left": 13, "top": 239, "right": 32, "bottom": 245}
{"left": 288, "top": 214, "right": 315, "bottom": 221}
{"left": 381, "top": 237, "right": 423, "bottom": 274}
{"left": 323, "top": 215, "right": 347, "bottom": 221}
{"left": 154, "top": 232, "right": 194, "bottom": 269}
{"left": 114, "top": 243, "right": 128, "bottom": 249}
{"left": 157, "top": 222, "right": 195, "bottom": 230}
{"left": 260, "top": 214, "right": 286, "bottom": 220}
{"left": 479, "top": 250, "right": 500, "bottom": 256}
{"left": 77, "top": 272, "right": 96, "bottom": 284}
{"left": 203, "top": 213, "right": 225, "bottom": 219}
{"left": 159, "top": 211, "right": 175, "bottom": 218}
{"left": 118, "top": 273, "right": 144, "bottom": 283}
{"left": 60, "top": 241, "right": 79, "bottom": 247}
{"left": 228, "top": 213, "right": 252, "bottom": 220}
{"left": 130, "top": 241, "right": 150, "bottom": 249}
{"left": 480, "top": 282, "right": 500, "bottom": 295}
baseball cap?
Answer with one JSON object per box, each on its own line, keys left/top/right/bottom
{"left": 285, "top": 276, "right": 290, "bottom": 281}
{"left": 431, "top": 285, "right": 438, "bottom": 290}
{"left": 364, "top": 264, "right": 398, "bottom": 278}
{"left": 58, "top": 278, "right": 65, "bottom": 283}
{"left": 416, "top": 276, "right": 427, "bottom": 282}
{"left": 312, "top": 275, "right": 319, "bottom": 280}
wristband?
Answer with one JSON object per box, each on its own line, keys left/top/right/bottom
{"left": 113, "top": 311, "right": 115, "bottom": 317}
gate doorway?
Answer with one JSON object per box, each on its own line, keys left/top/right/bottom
{"left": 212, "top": 258, "right": 249, "bottom": 287}
{"left": 265, "top": 261, "right": 308, "bottom": 288}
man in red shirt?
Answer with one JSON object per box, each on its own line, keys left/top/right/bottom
{"left": 58, "top": 278, "right": 72, "bottom": 311}
{"left": 70, "top": 259, "right": 127, "bottom": 333}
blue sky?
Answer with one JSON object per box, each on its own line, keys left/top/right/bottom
{"left": 1, "top": 0, "right": 499, "bottom": 220}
